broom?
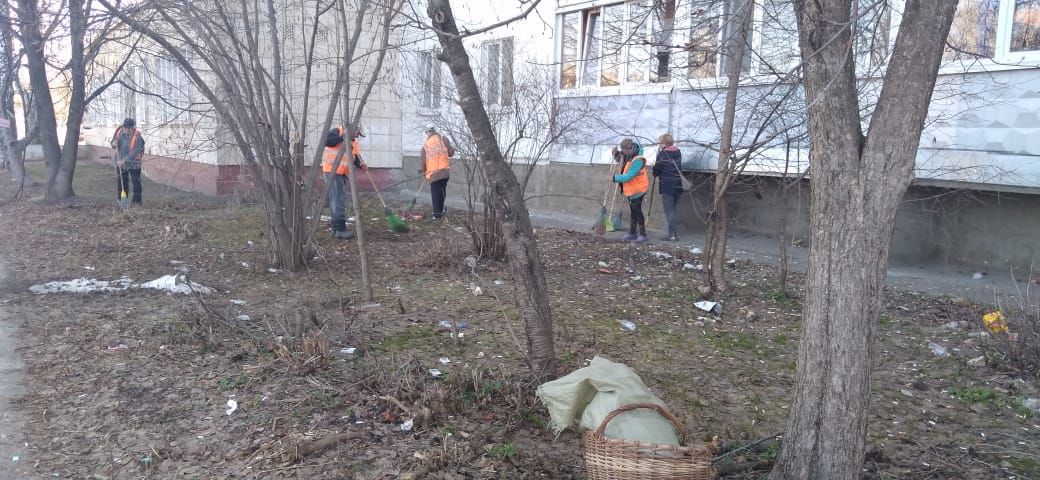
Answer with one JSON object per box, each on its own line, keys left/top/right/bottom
{"left": 364, "top": 168, "right": 410, "bottom": 233}
{"left": 645, "top": 173, "right": 656, "bottom": 230}
{"left": 114, "top": 157, "right": 128, "bottom": 208}
{"left": 592, "top": 161, "right": 618, "bottom": 235}
{"left": 405, "top": 177, "right": 425, "bottom": 217}
{"left": 607, "top": 182, "right": 622, "bottom": 232}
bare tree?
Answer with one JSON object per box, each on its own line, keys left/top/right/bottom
{"left": 425, "top": 0, "right": 556, "bottom": 380}
{"left": 770, "top": 0, "right": 959, "bottom": 477}
{"left": 99, "top": 0, "right": 402, "bottom": 276}
{"left": 15, "top": 0, "right": 125, "bottom": 201}
{"left": 415, "top": 58, "right": 598, "bottom": 260}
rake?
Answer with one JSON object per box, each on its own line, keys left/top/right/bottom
{"left": 364, "top": 168, "right": 410, "bottom": 233}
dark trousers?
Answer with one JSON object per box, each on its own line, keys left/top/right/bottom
{"left": 628, "top": 196, "right": 645, "bottom": 234}
{"left": 117, "top": 168, "right": 142, "bottom": 204}
{"left": 661, "top": 192, "right": 680, "bottom": 235}
{"left": 430, "top": 178, "right": 449, "bottom": 218}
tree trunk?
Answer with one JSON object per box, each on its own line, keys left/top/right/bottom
{"left": 16, "top": 0, "right": 63, "bottom": 196}
{"left": 702, "top": 0, "right": 751, "bottom": 295}
{"left": 770, "top": 0, "right": 958, "bottom": 478}
{"left": 49, "top": 0, "right": 88, "bottom": 200}
{"left": 427, "top": 0, "right": 556, "bottom": 380}
{"left": 348, "top": 166, "right": 373, "bottom": 301}
{"left": 776, "top": 141, "right": 792, "bottom": 294}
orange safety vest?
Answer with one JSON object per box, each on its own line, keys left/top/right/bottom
{"left": 620, "top": 155, "right": 649, "bottom": 197}
{"left": 423, "top": 134, "right": 451, "bottom": 180}
{"left": 112, "top": 127, "right": 141, "bottom": 158}
{"left": 322, "top": 127, "right": 352, "bottom": 176}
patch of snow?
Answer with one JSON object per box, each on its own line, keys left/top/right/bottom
{"left": 30, "top": 274, "right": 213, "bottom": 295}
{"left": 29, "top": 277, "right": 134, "bottom": 294}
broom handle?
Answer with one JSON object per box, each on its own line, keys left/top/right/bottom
{"left": 601, "top": 158, "right": 618, "bottom": 206}
{"left": 645, "top": 173, "right": 656, "bottom": 229}
{"left": 363, "top": 168, "right": 389, "bottom": 209}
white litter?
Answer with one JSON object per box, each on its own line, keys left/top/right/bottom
{"left": 83, "top": 266, "right": 95, "bottom": 271}
{"left": 689, "top": 247, "right": 703, "bottom": 255}
{"left": 694, "top": 301, "right": 719, "bottom": 313}
{"left": 682, "top": 263, "right": 697, "bottom": 270}
{"left": 972, "top": 272, "right": 984, "bottom": 280}
{"left": 225, "top": 399, "right": 238, "bottom": 415}
{"left": 597, "top": 261, "right": 611, "bottom": 268}
{"left": 246, "top": 241, "right": 254, "bottom": 247}
{"left": 139, "top": 275, "right": 215, "bottom": 295}
{"left": 340, "top": 347, "right": 357, "bottom": 355}
{"left": 11, "top": 456, "right": 18, "bottom": 462}
{"left": 400, "top": 418, "right": 414, "bottom": 432}
{"left": 266, "top": 268, "right": 281, "bottom": 273}
{"left": 429, "top": 369, "right": 443, "bottom": 378}
{"left": 439, "top": 357, "right": 451, "bottom": 365}
{"left": 241, "top": 262, "right": 250, "bottom": 268}
{"left": 236, "top": 315, "right": 251, "bottom": 321}
{"left": 230, "top": 299, "right": 246, "bottom": 305}
{"left": 650, "top": 251, "right": 673, "bottom": 259}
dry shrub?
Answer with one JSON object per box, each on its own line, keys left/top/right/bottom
{"left": 266, "top": 310, "right": 330, "bottom": 374}
{"left": 359, "top": 355, "right": 537, "bottom": 424}
{"left": 399, "top": 234, "right": 466, "bottom": 272}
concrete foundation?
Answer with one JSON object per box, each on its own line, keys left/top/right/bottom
{"left": 76, "top": 145, "right": 404, "bottom": 195}
{"left": 402, "top": 155, "right": 1040, "bottom": 274}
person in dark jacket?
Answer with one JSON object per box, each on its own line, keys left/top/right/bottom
{"left": 651, "top": 133, "right": 683, "bottom": 241}
{"left": 111, "top": 118, "right": 145, "bottom": 205}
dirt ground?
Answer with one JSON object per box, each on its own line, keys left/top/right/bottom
{"left": 0, "top": 162, "right": 1037, "bottom": 479}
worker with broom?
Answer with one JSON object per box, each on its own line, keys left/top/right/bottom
{"left": 612, "top": 138, "right": 649, "bottom": 244}
{"left": 652, "top": 133, "right": 684, "bottom": 242}
{"left": 420, "top": 125, "right": 454, "bottom": 220}
{"left": 323, "top": 125, "right": 367, "bottom": 239}
{"left": 111, "top": 117, "right": 145, "bottom": 206}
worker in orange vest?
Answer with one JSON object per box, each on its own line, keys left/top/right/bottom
{"left": 420, "top": 125, "right": 454, "bottom": 219}
{"left": 111, "top": 117, "right": 145, "bottom": 205}
{"left": 322, "top": 125, "right": 366, "bottom": 239}
{"left": 612, "top": 138, "right": 649, "bottom": 243}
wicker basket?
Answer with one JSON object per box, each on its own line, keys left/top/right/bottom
{"left": 584, "top": 403, "right": 717, "bottom": 480}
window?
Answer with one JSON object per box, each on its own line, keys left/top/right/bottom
{"left": 560, "top": 12, "right": 581, "bottom": 89}
{"left": 481, "top": 37, "right": 514, "bottom": 106}
{"left": 132, "top": 64, "right": 149, "bottom": 124}
{"left": 154, "top": 57, "right": 191, "bottom": 124}
{"left": 854, "top": 0, "right": 892, "bottom": 70}
{"left": 946, "top": 0, "right": 998, "bottom": 60}
{"left": 561, "top": 1, "right": 690, "bottom": 89}
{"left": 757, "top": 0, "right": 798, "bottom": 75}
{"left": 420, "top": 50, "right": 442, "bottom": 108}
{"left": 688, "top": 0, "right": 721, "bottom": 79}
{"left": 1010, "top": 0, "right": 1040, "bottom": 52}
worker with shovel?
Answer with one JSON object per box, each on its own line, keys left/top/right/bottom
{"left": 323, "top": 125, "right": 367, "bottom": 240}
{"left": 612, "top": 138, "right": 649, "bottom": 243}
{"left": 111, "top": 117, "right": 145, "bottom": 206}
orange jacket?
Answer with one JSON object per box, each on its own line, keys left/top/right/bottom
{"left": 423, "top": 134, "right": 451, "bottom": 180}
{"left": 322, "top": 127, "right": 361, "bottom": 175}
{"left": 618, "top": 155, "right": 649, "bottom": 197}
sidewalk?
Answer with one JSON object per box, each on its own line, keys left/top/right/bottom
{"left": 0, "top": 263, "right": 26, "bottom": 477}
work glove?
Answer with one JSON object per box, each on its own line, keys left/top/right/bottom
{"left": 353, "top": 154, "right": 362, "bottom": 168}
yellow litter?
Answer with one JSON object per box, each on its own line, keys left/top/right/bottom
{"left": 982, "top": 311, "right": 1009, "bottom": 334}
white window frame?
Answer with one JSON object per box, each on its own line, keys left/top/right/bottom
{"left": 481, "top": 37, "right": 514, "bottom": 108}
{"left": 995, "top": 0, "right": 1040, "bottom": 64}
{"left": 419, "top": 49, "right": 442, "bottom": 111}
